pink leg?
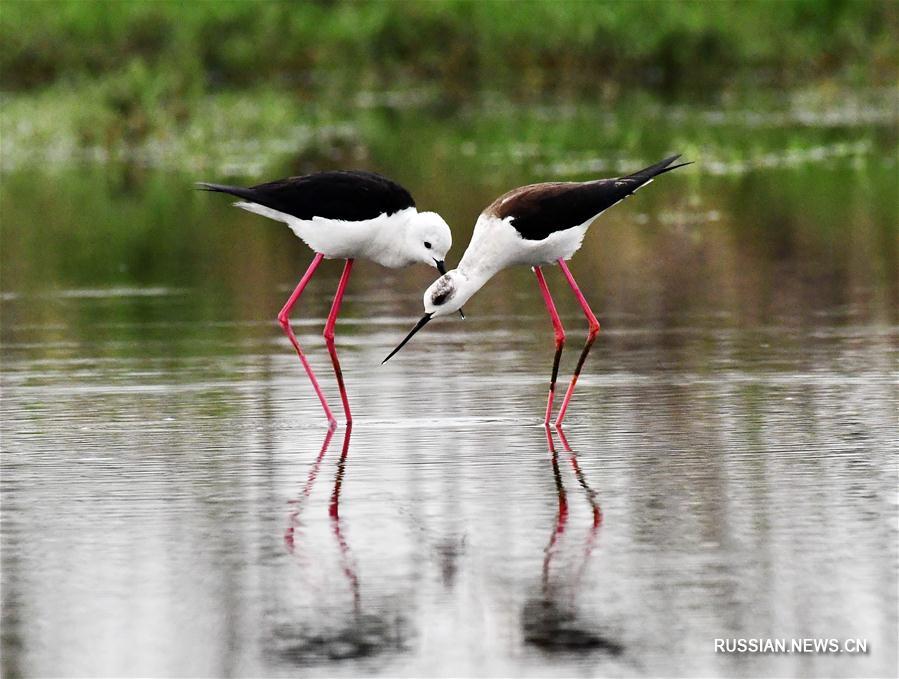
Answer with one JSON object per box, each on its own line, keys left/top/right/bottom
{"left": 555, "top": 259, "right": 601, "bottom": 426}
{"left": 534, "top": 267, "right": 566, "bottom": 425}
{"left": 278, "top": 253, "right": 336, "bottom": 425}
{"left": 324, "top": 259, "right": 354, "bottom": 424}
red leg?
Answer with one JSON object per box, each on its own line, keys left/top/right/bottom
{"left": 534, "top": 267, "right": 566, "bottom": 425}
{"left": 324, "top": 259, "right": 354, "bottom": 424}
{"left": 555, "top": 259, "right": 601, "bottom": 426}
{"left": 278, "top": 253, "right": 336, "bottom": 425}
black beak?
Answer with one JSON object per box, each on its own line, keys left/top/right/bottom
{"left": 382, "top": 312, "right": 433, "bottom": 364}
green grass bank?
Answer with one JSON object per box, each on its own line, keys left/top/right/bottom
{"left": 3, "top": 0, "right": 897, "bottom": 95}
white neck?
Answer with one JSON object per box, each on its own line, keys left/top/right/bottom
{"left": 365, "top": 208, "right": 418, "bottom": 268}
{"left": 444, "top": 258, "right": 502, "bottom": 313}
{"left": 453, "top": 215, "right": 514, "bottom": 298}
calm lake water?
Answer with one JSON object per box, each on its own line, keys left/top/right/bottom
{"left": 1, "top": 88, "right": 897, "bottom": 677}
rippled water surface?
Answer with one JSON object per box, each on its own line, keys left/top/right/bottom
{"left": 3, "top": 286, "right": 897, "bottom": 677}
{"left": 2, "top": 90, "right": 898, "bottom": 677}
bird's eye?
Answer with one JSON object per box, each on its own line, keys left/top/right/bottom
{"left": 424, "top": 242, "right": 432, "bottom": 249}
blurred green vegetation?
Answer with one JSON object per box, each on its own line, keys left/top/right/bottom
{"left": 1, "top": 0, "right": 897, "bottom": 154}
{"left": 0, "top": 0, "right": 896, "bottom": 317}
{"left": 3, "top": 0, "right": 896, "bottom": 93}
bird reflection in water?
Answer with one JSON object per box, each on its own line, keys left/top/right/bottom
{"left": 522, "top": 426, "right": 623, "bottom": 655}
{"left": 284, "top": 426, "right": 335, "bottom": 556}
{"left": 275, "top": 426, "right": 408, "bottom": 665}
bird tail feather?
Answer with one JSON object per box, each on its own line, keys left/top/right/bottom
{"left": 195, "top": 182, "right": 257, "bottom": 203}
{"left": 623, "top": 154, "right": 693, "bottom": 182}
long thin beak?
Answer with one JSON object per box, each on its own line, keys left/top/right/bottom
{"left": 382, "top": 312, "right": 433, "bottom": 364}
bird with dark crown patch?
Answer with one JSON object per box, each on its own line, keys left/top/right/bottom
{"left": 382, "top": 154, "right": 692, "bottom": 426}
{"left": 198, "top": 170, "right": 453, "bottom": 425}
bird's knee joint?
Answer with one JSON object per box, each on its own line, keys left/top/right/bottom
{"left": 277, "top": 313, "right": 290, "bottom": 328}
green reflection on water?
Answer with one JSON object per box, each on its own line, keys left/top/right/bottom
{"left": 1, "top": 89, "right": 897, "bottom": 362}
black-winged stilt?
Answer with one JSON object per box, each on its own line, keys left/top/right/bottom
{"left": 382, "top": 155, "right": 691, "bottom": 425}
{"left": 198, "top": 170, "right": 452, "bottom": 425}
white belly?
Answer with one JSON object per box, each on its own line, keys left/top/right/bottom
{"left": 234, "top": 202, "right": 415, "bottom": 267}
{"left": 461, "top": 215, "right": 592, "bottom": 272}
{"left": 511, "top": 221, "right": 591, "bottom": 266}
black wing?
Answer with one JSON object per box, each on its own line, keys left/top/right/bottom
{"left": 496, "top": 155, "right": 690, "bottom": 241}
{"left": 197, "top": 170, "right": 415, "bottom": 222}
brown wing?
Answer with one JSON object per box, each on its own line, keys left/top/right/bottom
{"left": 486, "top": 155, "right": 689, "bottom": 241}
